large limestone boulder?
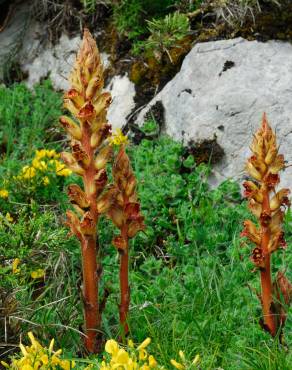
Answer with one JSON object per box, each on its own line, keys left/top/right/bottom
{"left": 136, "top": 37, "right": 292, "bottom": 188}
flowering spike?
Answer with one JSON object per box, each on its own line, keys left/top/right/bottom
{"left": 241, "top": 113, "right": 291, "bottom": 338}
{"left": 107, "top": 145, "right": 145, "bottom": 336}
{"left": 61, "top": 28, "right": 114, "bottom": 353}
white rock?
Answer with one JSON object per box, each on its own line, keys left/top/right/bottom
{"left": 106, "top": 74, "right": 136, "bottom": 130}
{"left": 136, "top": 37, "right": 292, "bottom": 189}
{"left": 20, "top": 33, "right": 82, "bottom": 91}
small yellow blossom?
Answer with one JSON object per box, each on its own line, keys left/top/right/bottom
{"left": 137, "top": 338, "right": 151, "bottom": 351}
{"left": 43, "top": 176, "right": 50, "bottom": 186}
{"left": 109, "top": 128, "right": 129, "bottom": 146}
{"left": 5, "top": 332, "right": 75, "bottom": 369}
{"left": 54, "top": 161, "right": 72, "bottom": 177}
{"left": 6, "top": 212, "right": 13, "bottom": 222}
{"left": 192, "top": 354, "right": 200, "bottom": 366}
{"left": 0, "top": 189, "right": 9, "bottom": 198}
{"left": 178, "top": 351, "right": 185, "bottom": 361}
{"left": 31, "top": 269, "right": 45, "bottom": 279}
{"left": 170, "top": 359, "right": 185, "bottom": 370}
{"left": 12, "top": 258, "right": 21, "bottom": 274}
{"left": 105, "top": 339, "right": 119, "bottom": 355}
{"left": 32, "top": 158, "right": 48, "bottom": 171}
{"left": 21, "top": 166, "right": 36, "bottom": 179}
{"left": 139, "top": 349, "right": 147, "bottom": 361}
{"left": 148, "top": 355, "right": 157, "bottom": 368}
{"left": 35, "top": 149, "right": 59, "bottom": 160}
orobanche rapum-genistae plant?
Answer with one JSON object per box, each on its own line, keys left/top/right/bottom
{"left": 241, "top": 114, "right": 292, "bottom": 338}
{"left": 60, "top": 29, "right": 144, "bottom": 352}
{"left": 108, "top": 146, "right": 145, "bottom": 336}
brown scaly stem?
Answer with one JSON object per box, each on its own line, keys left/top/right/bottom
{"left": 241, "top": 113, "right": 292, "bottom": 338}
{"left": 119, "top": 226, "right": 130, "bottom": 335}
{"left": 260, "top": 188, "right": 276, "bottom": 336}
{"left": 60, "top": 29, "right": 115, "bottom": 353}
{"left": 107, "top": 145, "right": 145, "bottom": 337}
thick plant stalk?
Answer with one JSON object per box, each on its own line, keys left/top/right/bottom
{"left": 241, "top": 113, "right": 292, "bottom": 337}
{"left": 60, "top": 29, "right": 115, "bottom": 352}
{"left": 107, "top": 146, "right": 145, "bottom": 336}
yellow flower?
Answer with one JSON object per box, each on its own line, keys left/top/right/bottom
{"left": 31, "top": 269, "right": 45, "bottom": 279}
{"left": 179, "top": 351, "right": 185, "bottom": 361}
{"left": 109, "top": 128, "right": 129, "bottom": 146}
{"left": 137, "top": 338, "right": 151, "bottom": 350}
{"left": 21, "top": 365, "right": 34, "bottom": 370}
{"left": 22, "top": 166, "right": 36, "bottom": 179}
{"left": 35, "top": 149, "right": 59, "bottom": 160}
{"left": 12, "top": 258, "right": 21, "bottom": 274}
{"left": 128, "top": 339, "right": 134, "bottom": 348}
{"left": 170, "top": 359, "right": 185, "bottom": 370}
{"left": 43, "top": 176, "right": 50, "bottom": 186}
{"left": 0, "top": 189, "right": 9, "bottom": 198}
{"left": 139, "top": 349, "right": 147, "bottom": 360}
{"left": 55, "top": 161, "right": 72, "bottom": 177}
{"left": 114, "top": 348, "right": 129, "bottom": 364}
{"left": 148, "top": 355, "right": 157, "bottom": 368}
{"left": 6, "top": 212, "right": 13, "bottom": 222}
{"left": 40, "top": 354, "right": 49, "bottom": 365}
{"left": 105, "top": 339, "right": 119, "bottom": 355}
{"left": 192, "top": 354, "right": 200, "bottom": 366}
{"left": 32, "top": 158, "right": 47, "bottom": 171}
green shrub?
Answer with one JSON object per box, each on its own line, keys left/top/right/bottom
{"left": 112, "top": 0, "right": 178, "bottom": 40}
{"left": 143, "top": 12, "right": 190, "bottom": 60}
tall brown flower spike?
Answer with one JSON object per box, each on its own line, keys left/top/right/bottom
{"left": 60, "top": 29, "right": 115, "bottom": 353}
{"left": 107, "top": 146, "right": 145, "bottom": 336}
{"left": 241, "top": 113, "right": 291, "bottom": 338}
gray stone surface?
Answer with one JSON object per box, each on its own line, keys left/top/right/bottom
{"left": 0, "top": 7, "right": 135, "bottom": 127}
{"left": 0, "top": 2, "right": 30, "bottom": 81}
{"left": 136, "top": 37, "right": 292, "bottom": 188}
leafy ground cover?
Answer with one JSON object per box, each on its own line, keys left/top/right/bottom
{"left": 0, "top": 81, "right": 292, "bottom": 368}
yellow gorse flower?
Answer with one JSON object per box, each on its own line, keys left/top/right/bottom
{"left": 102, "top": 338, "right": 159, "bottom": 370}
{"left": 170, "top": 350, "right": 201, "bottom": 370}
{"left": 6, "top": 212, "right": 13, "bottom": 222}
{"left": 2, "top": 332, "right": 75, "bottom": 369}
{"left": 31, "top": 269, "right": 45, "bottom": 279}
{"left": 16, "top": 149, "right": 72, "bottom": 182}
{"left": 12, "top": 258, "right": 21, "bottom": 274}
{"left": 109, "top": 128, "right": 129, "bottom": 146}
{"left": 0, "top": 189, "right": 9, "bottom": 198}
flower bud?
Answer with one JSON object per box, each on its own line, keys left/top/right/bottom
{"left": 270, "top": 189, "right": 290, "bottom": 211}
{"left": 65, "top": 89, "right": 84, "bottom": 108}
{"left": 107, "top": 206, "right": 124, "bottom": 228}
{"left": 241, "top": 220, "right": 261, "bottom": 245}
{"left": 112, "top": 236, "right": 127, "bottom": 251}
{"left": 94, "top": 146, "right": 112, "bottom": 170}
{"left": 67, "top": 184, "right": 90, "bottom": 210}
{"left": 93, "top": 92, "right": 112, "bottom": 117}
{"left": 60, "top": 116, "right": 82, "bottom": 140}
{"left": 77, "top": 102, "right": 95, "bottom": 120}
{"left": 86, "top": 75, "right": 103, "bottom": 101}
{"left": 61, "top": 152, "right": 85, "bottom": 175}
{"left": 64, "top": 99, "right": 79, "bottom": 117}
{"left": 80, "top": 212, "right": 95, "bottom": 235}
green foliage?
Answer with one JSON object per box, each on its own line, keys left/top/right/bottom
{"left": 142, "top": 12, "right": 190, "bottom": 59}
{"left": 112, "top": 0, "right": 178, "bottom": 40}
{"left": 0, "top": 81, "right": 62, "bottom": 158}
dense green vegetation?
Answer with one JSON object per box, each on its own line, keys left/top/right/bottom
{"left": 0, "top": 82, "right": 292, "bottom": 369}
